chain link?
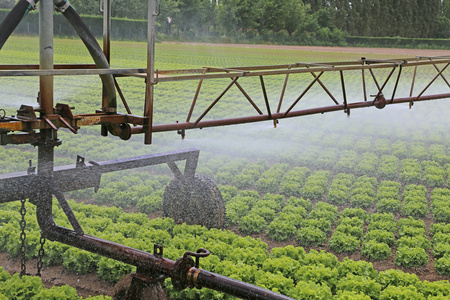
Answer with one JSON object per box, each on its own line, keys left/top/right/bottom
{"left": 19, "top": 198, "right": 27, "bottom": 277}
{"left": 36, "top": 234, "right": 45, "bottom": 277}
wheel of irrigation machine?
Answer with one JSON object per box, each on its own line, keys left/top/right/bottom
{"left": 162, "top": 175, "right": 225, "bottom": 229}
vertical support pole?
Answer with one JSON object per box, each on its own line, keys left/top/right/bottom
{"left": 101, "top": 0, "right": 112, "bottom": 137}
{"left": 361, "top": 58, "right": 367, "bottom": 102}
{"left": 259, "top": 76, "right": 272, "bottom": 119}
{"left": 102, "top": 0, "right": 111, "bottom": 63}
{"left": 340, "top": 70, "right": 349, "bottom": 116}
{"left": 39, "top": 0, "right": 53, "bottom": 116}
{"left": 144, "top": 0, "right": 156, "bottom": 144}
{"left": 37, "top": 0, "right": 55, "bottom": 230}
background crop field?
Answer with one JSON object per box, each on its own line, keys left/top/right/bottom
{"left": 0, "top": 36, "right": 449, "bottom": 299}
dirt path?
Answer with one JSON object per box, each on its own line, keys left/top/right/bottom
{"left": 163, "top": 41, "right": 449, "bottom": 57}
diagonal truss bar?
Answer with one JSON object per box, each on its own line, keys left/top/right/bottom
{"left": 277, "top": 65, "right": 291, "bottom": 113}
{"left": 414, "top": 63, "right": 449, "bottom": 101}
{"left": 368, "top": 66, "right": 398, "bottom": 102}
{"left": 193, "top": 77, "right": 239, "bottom": 127}
{"left": 113, "top": 77, "right": 133, "bottom": 116}
{"left": 340, "top": 70, "right": 348, "bottom": 115}
{"left": 283, "top": 71, "right": 324, "bottom": 117}
{"left": 410, "top": 60, "right": 419, "bottom": 97}
{"left": 187, "top": 68, "right": 207, "bottom": 123}
{"left": 369, "top": 68, "right": 382, "bottom": 94}
{"left": 52, "top": 183, "right": 84, "bottom": 235}
{"left": 232, "top": 78, "right": 264, "bottom": 115}
{"left": 307, "top": 67, "right": 339, "bottom": 105}
{"left": 391, "top": 65, "right": 403, "bottom": 103}
{"left": 380, "top": 67, "right": 397, "bottom": 93}
{"left": 259, "top": 76, "right": 272, "bottom": 119}
{"left": 339, "top": 71, "right": 350, "bottom": 115}
{"left": 429, "top": 59, "right": 450, "bottom": 88}
{"left": 371, "top": 66, "right": 397, "bottom": 105}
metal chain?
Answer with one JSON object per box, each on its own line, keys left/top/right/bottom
{"left": 36, "top": 234, "right": 46, "bottom": 277}
{"left": 19, "top": 198, "right": 27, "bottom": 277}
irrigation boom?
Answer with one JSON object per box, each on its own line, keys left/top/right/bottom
{"left": 0, "top": 0, "right": 448, "bottom": 299}
{"left": 0, "top": 56, "right": 449, "bottom": 144}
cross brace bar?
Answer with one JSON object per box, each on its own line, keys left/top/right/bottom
{"left": 0, "top": 148, "right": 199, "bottom": 203}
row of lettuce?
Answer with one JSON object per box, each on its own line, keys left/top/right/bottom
{"left": 209, "top": 154, "right": 449, "bottom": 190}
{"left": 226, "top": 186, "right": 450, "bottom": 268}
{"left": 66, "top": 162, "right": 449, "bottom": 225}
{"left": 1, "top": 200, "right": 450, "bottom": 299}
{"left": 3, "top": 134, "right": 449, "bottom": 184}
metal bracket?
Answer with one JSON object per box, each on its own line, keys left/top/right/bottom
{"left": 17, "top": 105, "right": 37, "bottom": 120}
{"left": 55, "top": 0, "right": 71, "bottom": 13}
{"left": 76, "top": 155, "right": 86, "bottom": 168}
{"left": 153, "top": 0, "right": 160, "bottom": 16}
{"left": 175, "top": 248, "right": 210, "bottom": 289}
{"left": 372, "top": 93, "right": 387, "bottom": 109}
{"left": 172, "top": 254, "right": 195, "bottom": 290}
{"left": 27, "top": 160, "right": 36, "bottom": 175}
{"left": 26, "top": 0, "right": 37, "bottom": 10}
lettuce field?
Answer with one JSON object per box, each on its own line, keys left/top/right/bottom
{"left": 0, "top": 36, "right": 449, "bottom": 299}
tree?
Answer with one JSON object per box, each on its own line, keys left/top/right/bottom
{"left": 70, "top": 0, "right": 102, "bottom": 16}
{"left": 216, "top": 0, "right": 239, "bottom": 35}
{"left": 176, "top": 0, "right": 206, "bottom": 35}
{"left": 262, "top": 0, "right": 285, "bottom": 33}
{"left": 283, "top": 0, "right": 309, "bottom": 36}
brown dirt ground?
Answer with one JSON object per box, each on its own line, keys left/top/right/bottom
{"left": 2, "top": 44, "right": 448, "bottom": 298}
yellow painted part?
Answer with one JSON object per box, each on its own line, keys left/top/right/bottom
{"left": 76, "top": 116, "right": 103, "bottom": 126}
{"left": 0, "top": 121, "right": 23, "bottom": 132}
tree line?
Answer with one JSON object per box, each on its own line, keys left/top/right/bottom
{"left": 1, "top": 0, "right": 449, "bottom": 42}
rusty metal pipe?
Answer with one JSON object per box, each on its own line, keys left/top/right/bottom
{"left": 144, "top": 93, "right": 450, "bottom": 133}
{"left": 143, "top": 0, "right": 157, "bottom": 144}
{"left": 194, "top": 268, "right": 293, "bottom": 300}
{"left": 44, "top": 225, "right": 293, "bottom": 300}
{"left": 40, "top": 0, "right": 54, "bottom": 116}
{"left": 53, "top": 0, "right": 116, "bottom": 113}
{"left": 0, "top": 0, "right": 39, "bottom": 50}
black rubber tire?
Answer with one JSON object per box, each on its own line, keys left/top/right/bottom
{"left": 162, "top": 175, "right": 225, "bottom": 229}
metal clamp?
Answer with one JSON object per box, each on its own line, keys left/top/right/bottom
{"left": 153, "top": 0, "right": 160, "bottom": 16}
{"left": 172, "top": 248, "right": 210, "bottom": 290}
{"left": 26, "top": 0, "right": 37, "bottom": 10}
{"left": 172, "top": 254, "right": 195, "bottom": 290}
{"left": 372, "top": 93, "right": 387, "bottom": 109}
{"left": 55, "top": 0, "right": 71, "bottom": 13}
